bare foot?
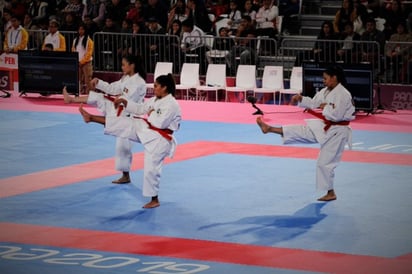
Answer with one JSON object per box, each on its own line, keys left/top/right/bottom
{"left": 62, "top": 86, "right": 73, "bottom": 104}
{"left": 142, "top": 200, "right": 160, "bottom": 209}
{"left": 79, "top": 104, "right": 92, "bottom": 123}
{"left": 317, "top": 191, "right": 337, "bottom": 202}
{"left": 256, "top": 116, "right": 271, "bottom": 134}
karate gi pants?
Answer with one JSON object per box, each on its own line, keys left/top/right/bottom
{"left": 282, "top": 120, "right": 351, "bottom": 191}
{"left": 87, "top": 91, "right": 133, "bottom": 172}
{"left": 104, "top": 116, "right": 173, "bottom": 197}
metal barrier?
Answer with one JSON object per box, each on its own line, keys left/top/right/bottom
{"left": 92, "top": 32, "right": 181, "bottom": 75}
{"left": 26, "top": 30, "right": 77, "bottom": 52}
{"left": 384, "top": 41, "right": 412, "bottom": 84}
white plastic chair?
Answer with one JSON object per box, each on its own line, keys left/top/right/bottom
{"left": 175, "top": 63, "right": 200, "bottom": 100}
{"left": 196, "top": 64, "right": 226, "bottom": 101}
{"left": 278, "top": 66, "right": 302, "bottom": 105}
{"left": 146, "top": 62, "right": 173, "bottom": 89}
{"left": 253, "top": 66, "right": 284, "bottom": 103}
{"left": 225, "top": 65, "right": 256, "bottom": 102}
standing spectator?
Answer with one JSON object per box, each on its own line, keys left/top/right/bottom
{"left": 333, "top": 0, "right": 357, "bottom": 35}
{"left": 143, "top": 0, "right": 169, "bottom": 29}
{"left": 186, "top": 0, "right": 213, "bottom": 33}
{"left": 386, "top": 21, "right": 412, "bottom": 82}
{"left": 126, "top": 0, "right": 144, "bottom": 25}
{"left": 255, "top": 0, "right": 279, "bottom": 38}
{"left": 42, "top": 19, "right": 66, "bottom": 51}
{"left": 72, "top": 23, "right": 94, "bottom": 94}
{"left": 181, "top": 18, "right": 207, "bottom": 73}
{"left": 82, "top": 0, "right": 105, "bottom": 27}
{"left": 3, "top": 14, "right": 29, "bottom": 53}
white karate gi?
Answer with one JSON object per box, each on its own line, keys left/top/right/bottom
{"left": 87, "top": 73, "right": 146, "bottom": 172}
{"left": 282, "top": 83, "right": 355, "bottom": 191}
{"left": 104, "top": 94, "right": 182, "bottom": 197}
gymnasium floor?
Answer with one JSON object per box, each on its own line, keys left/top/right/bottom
{"left": 0, "top": 91, "right": 411, "bottom": 274}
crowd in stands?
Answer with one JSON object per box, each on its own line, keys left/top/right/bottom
{"left": 1, "top": 0, "right": 412, "bottom": 83}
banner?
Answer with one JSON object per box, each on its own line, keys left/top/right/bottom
{"left": 379, "top": 84, "right": 412, "bottom": 110}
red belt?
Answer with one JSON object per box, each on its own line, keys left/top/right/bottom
{"left": 104, "top": 95, "right": 123, "bottom": 116}
{"left": 134, "top": 117, "right": 173, "bottom": 141}
{"left": 307, "top": 109, "right": 350, "bottom": 131}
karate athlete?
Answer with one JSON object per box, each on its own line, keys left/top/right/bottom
{"left": 63, "top": 55, "right": 147, "bottom": 184}
{"left": 78, "top": 74, "right": 181, "bottom": 209}
{"left": 256, "top": 65, "right": 355, "bottom": 202}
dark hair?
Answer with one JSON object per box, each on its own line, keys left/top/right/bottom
{"left": 44, "top": 43, "right": 54, "bottom": 50}
{"left": 324, "top": 65, "right": 347, "bottom": 87}
{"left": 74, "top": 23, "right": 90, "bottom": 49}
{"left": 123, "top": 54, "right": 147, "bottom": 80}
{"left": 181, "top": 18, "right": 194, "bottom": 28}
{"left": 156, "top": 73, "right": 176, "bottom": 96}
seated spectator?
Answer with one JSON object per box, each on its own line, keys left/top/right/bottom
{"left": 27, "top": 0, "right": 48, "bottom": 24}
{"left": 60, "top": 12, "right": 79, "bottom": 31}
{"left": 42, "top": 19, "right": 66, "bottom": 51}
{"left": 295, "top": 20, "right": 339, "bottom": 66}
{"left": 181, "top": 18, "right": 207, "bottom": 73}
{"left": 3, "top": 14, "right": 29, "bottom": 53}
{"left": 206, "top": 27, "right": 235, "bottom": 65}
{"left": 360, "top": 17, "right": 385, "bottom": 70}
{"left": 186, "top": 0, "right": 213, "bottom": 34}
{"left": 381, "top": 0, "right": 408, "bottom": 40}
{"left": 130, "top": 21, "right": 146, "bottom": 57}
{"left": 386, "top": 21, "right": 412, "bottom": 82}
{"left": 126, "top": 0, "right": 144, "bottom": 25}
{"left": 333, "top": 0, "right": 357, "bottom": 35}
{"left": 337, "top": 21, "right": 361, "bottom": 63}
{"left": 167, "top": 19, "right": 183, "bottom": 72}
{"left": 143, "top": 0, "right": 169, "bottom": 30}
{"left": 83, "top": 14, "right": 100, "bottom": 36}
{"left": 279, "top": 0, "right": 300, "bottom": 34}
{"left": 353, "top": 0, "right": 368, "bottom": 35}
{"left": 101, "top": 16, "right": 121, "bottom": 33}
{"left": 62, "top": 0, "right": 84, "bottom": 20}
{"left": 242, "top": 0, "right": 257, "bottom": 27}
{"left": 227, "top": 0, "right": 242, "bottom": 35}
{"left": 105, "top": 0, "right": 128, "bottom": 27}
{"left": 82, "top": 0, "right": 105, "bottom": 27}
{"left": 167, "top": 0, "right": 190, "bottom": 31}
{"left": 145, "top": 17, "right": 167, "bottom": 71}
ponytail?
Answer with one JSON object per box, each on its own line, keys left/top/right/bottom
{"left": 156, "top": 73, "right": 176, "bottom": 97}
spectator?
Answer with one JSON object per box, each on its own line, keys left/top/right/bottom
{"left": 101, "top": 16, "right": 121, "bottom": 33}
{"left": 60, "top": 12, "right": 79, "bottom": 31}
{"left": 381, "top": 0, "right": 407, "bottom": 39}
{"left": 360, "top": 17, "right": 386, "bottom": 69}
{"left": 117, "top": 19, "right": 133, "bottom": 63}
{"left": 42, "top": 19, "right": 66, "bottom": 51}
{"left": 82, "top": 0, "right": 105, "bottom": 27}
{"left": 181, "top": 18, "right": 207, "bottom": 73}
{"left": 333, "top": 0, "right": 357, "bottom": 35}
{"left": 227, "top": 0, "right": 242, "bottom": 35}
{"left": 2, "top": 9, "right": 13, "bottom": 34}
{"left": 337, "top": 21, "right": 361, "bottom": 63}
{"left": 105, "top": 0, "right": 128, "bottom": 27}
{"left": 213, "top": 27, "right": 235, "bottom": 51}
{"left": 145, "top": 17, "right": 167, "bottom": 71}
{"left": 186, "top": 0, "right": 213, "bottom": 33}
{"left": 72, "top": 23, "right": 94, "bottom": 94}
{"left": 255, "top": 0, "right": 279, "bottom": 39}
{"left": 9, "top": 0, "right": 26, "bottom": 19}
{"left": 353, "top": 0, "right": 368, "bottom": 35}
{"left": 62, "top": 0, "right": 84, "bottom": 20}
{"left": 129, "top": 21, "right": 146, "bottom": 57}
{"left": 3, "top": 14, "right": 29, "bottom": 53}
{"left": 167, "top": 19, "right": 183, "bottom": 73}
{"left": 295, "top": 20, "right": 339, "bottom": 66}
{"left": 386, "top": 21, "right": 412, "bottom": 82}
{"left": 242, "top": 0, "right": 257, "bottom": 26}
{"left": 27, "top": 0, "right": 48, "bottom": 23}
{"left": 23, "top": 12, "right": 38, "bottom": 30}
{"left": 126, "top": 0, "right": 144, "bottom": 25}
{"left": 279, "top": 0, "right": 300, "bottom": 34}
{"left": 43, "top": 43, "right": 53, "bottom": 51}
{"left": 83, "top": 14, "right": 100, "bottom": 36}
{"left": 143, "top": 0, "right": 169, "bottom": 29}
{"left": 167, "top": 0, "right": 190, "bottom": 31}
